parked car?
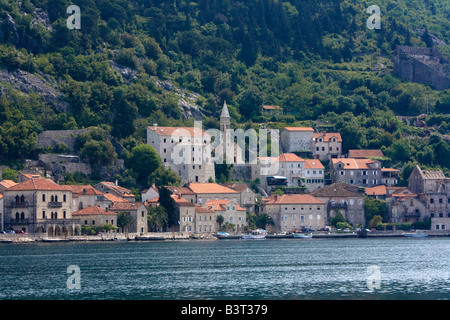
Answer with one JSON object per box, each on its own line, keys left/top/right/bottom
{"left": 4, "top": 230, "right": 15, "bottom": 234}
{"left": 302, "top": 228, "right": 314, "bottom": 233}
{"left": 14, "top": 230, "right": 27, "bottom": 234}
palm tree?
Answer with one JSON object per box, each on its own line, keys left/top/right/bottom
{"left": 255, "top": 213, "right": 274, "bottom": 230}
{"left": 216, "top": 215, "right": 224, "bottom": 230}
{"left": 117, "top": 211, "right": 134, "bottom": 234}
{"left": 148, "top": 206, "right": 168, "bottom": 232}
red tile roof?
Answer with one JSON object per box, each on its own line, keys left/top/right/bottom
{"left": 304, "top": 159, "right": 324, "bottom": 169}
{"left": 148, "top": 126, "right": 206, "bottom": 136}
{"left": 262, "top": 194, "right": 324, "bottom": 205}
{"left": 205, "top": 199, "right": 246, "bottom": 211}
{"left": 194, "top": 204, "right": 215, "bottom": 214}
{"left": 109, "top": 202, "right": 145, "bottom": 211}
{"left": 365, "top": 185, "right": 387, "bottom": 196}
{"left": 279, "top": 153, "right": 304, "bottom": 162}
{"left": 313, "top": 132, "right": 342, "bottom": 143}
{"left": 64, "top": 185, "right": 104, "bottom": 195}
{"left": 331, "top": 158, "right": 376, "bottom": 170}
{"left": 283, "top": 127, "right": 314, "bottom": 132}
{"left": 0, "top": 180, "right": 18, "bottom": 189}
{"left": 187, "top": 183, "right": 238, "bottom": 194}
{"left": 7, "top": 178, "right": 69, "bottom": 191}
{"left": 73, "top": 206, "right": 116, "bottom": 216}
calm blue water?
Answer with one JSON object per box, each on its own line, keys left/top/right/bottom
{"left": 0, "top": 238, "right": 448, "bottom": 300}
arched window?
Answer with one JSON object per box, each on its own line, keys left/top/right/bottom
{"left": 15, "top": 196, "right": 20, "bottom": 203}
{"left": 42, "top": 194, "right": 46, "bottom": 202}
{"left": 16, "top": 212, "right": 20, "bottom": 219}
{"left": 20, "top": 195, "right": 25, "bottom": 203}
{"left": 55, "top": 195, "right": 58, "bottom": 202}
{"left": 51, "top": 195, "right": 54, "bottom": 202}
{"left": 21, "top": 212, "right": 25, "bottom": 219}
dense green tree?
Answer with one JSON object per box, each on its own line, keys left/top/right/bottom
{"left": 126, "top": 144, "right": 161, "bottom": 185}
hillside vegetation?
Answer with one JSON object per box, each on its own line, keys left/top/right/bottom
{"left": 0, "top": 0, "right": 449, "bottom": 186}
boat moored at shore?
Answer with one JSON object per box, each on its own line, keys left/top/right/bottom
{"left": 242, "top": 229, "right": 267, "bottom": 240}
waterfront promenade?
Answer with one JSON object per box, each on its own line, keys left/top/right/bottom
{"left": 1, "top": 230, "right": 449, "bottom": 243}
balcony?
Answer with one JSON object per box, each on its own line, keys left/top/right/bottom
{"left": 9, "top": 219, "right": 30, "bottom": 224}
{"left": 48, "top": 202, "right": 63, "bottom": 208}
{"left": 10, "top": 201, "right": 29, "bottom": 208}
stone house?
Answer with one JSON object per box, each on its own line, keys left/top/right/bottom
{"left": 222, "top": 183, "right": 256, "bottom": 213}
{"left": 72, "top": 206, "right": 118, "bottom": 230}
{"left": 194, "top": 205, "right": 216, "bottom": 234}
{"left": 108, "top": 202, "right": 148, "bottom": 234}
{"left": 2, "top": 177, "right": 80, "bottom": 236}
{"left": 387, "top": 188, "right": 428, "bottom": 224}
{"left": 311, "top": 183, "right": 365, "bottom": 227}
{"left": 313, "top": 132, "right": 342, "bottom": 160}
{"left": 147, "top": 124, "right": 215, "bottom": 183}
{"left": 64, "top": 185, "right": 105, "bottom": 211}
{"left": 186, "top": 183, "right": 241, "bottom": 207}
{"left": 205, "top": 199, "right": 248, "bottom": 233}
{"left": 408, "top": 165, "right": 450, "bottom": 231}
{"left": 281, "top": 127, "right": 314, "bottom": 153}
{"left": 261, "top": 194, "right": 326, "bottom": 233}
{"left": 330, "top": 158, "right": 383, "bottom": 188}
{"left": 172, "top": 194, "right": 196, "bottom": 233}
{"left": 94, "top": 181, "right": 136, "bottom": 202}
{"left": 304, "top": 159, "right": 325, "bottom": 191}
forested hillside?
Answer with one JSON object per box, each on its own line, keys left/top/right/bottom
{"left": 0, "top": 0, "right": 449, "bottom": 185}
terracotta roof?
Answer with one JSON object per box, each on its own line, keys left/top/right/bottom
{"left": 102, "top": 193, "right": 130, "bottom": 203}
{"left": 109, "top": 202, "right": 145, "bottom": 211}
{"left": 262, "top": 105, "right": 282, "bottom": 110}
{"left": 381, "top": 168, "right": 400, "bottom": 172}
{"left": 148, "top": 126, "right": 207, "bottom": 136}
{"left": 165, "top": 186, "right": 195, "bottom": 195}
{"left": 331, "top": 158, "right": 376, "bottom": 170}
{"left": 194, "top": 204, "right": 215, "bottom": 214}
{"left": 262, "top": 194, "right": 324, "bottom": 205}
{"left": 365, "top": 185, "right": 387, "bottom": 196}
{"left": 205, "top": 199, "right": 246, "bottom": 211}
{"left": 97, "top": 182, "right": 134, "bottom": 197}
{"left": 7, "top": 178, "right": 69, "bottom": 191}
{"left": 0, "top": 194, "right": 3, "bottom": 199}
{"left": 348, "top": 150, "right": 384, "bottom": 158}
{"left": 73, "top": 206, "right": 116, "bottom": 216}
{"left": 283, "top": 127, "right": 314, "bottom": 132}
{"left": 64, "top": 185, "right": 103, "bottom": 195}
{"left": 311, "top": 183, "right": 363, "bottom": 198}
{"left": 304, "top": 159, "right": 324, "bottom": 169}
{"left": 313, "top": 132, "right": 342, "bottom": 143}
{"left": 222, "top": 183, "right": 251, "bottom": 193}
{"left": 279, "top": 153, "right": 304, "bottom": 162}
{"left": 187, "top": 183, "right": 238, "bottom": 194}
{"left": 0, "top": 180, "right": 18, "bottom": 189}
{"left": 171, "top": 194, "right": 195, "bottom": 206}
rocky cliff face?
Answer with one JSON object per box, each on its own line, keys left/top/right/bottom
{"left": 0, "top": 68, "right": 69, "bottom": 112}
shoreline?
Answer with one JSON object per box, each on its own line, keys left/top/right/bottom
{"left": 1, "top": 230, "right": 449, "bottom": 243}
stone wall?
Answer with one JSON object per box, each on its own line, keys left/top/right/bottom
{"left": 394, "top": 46, "right": 450, "bottom": 90}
